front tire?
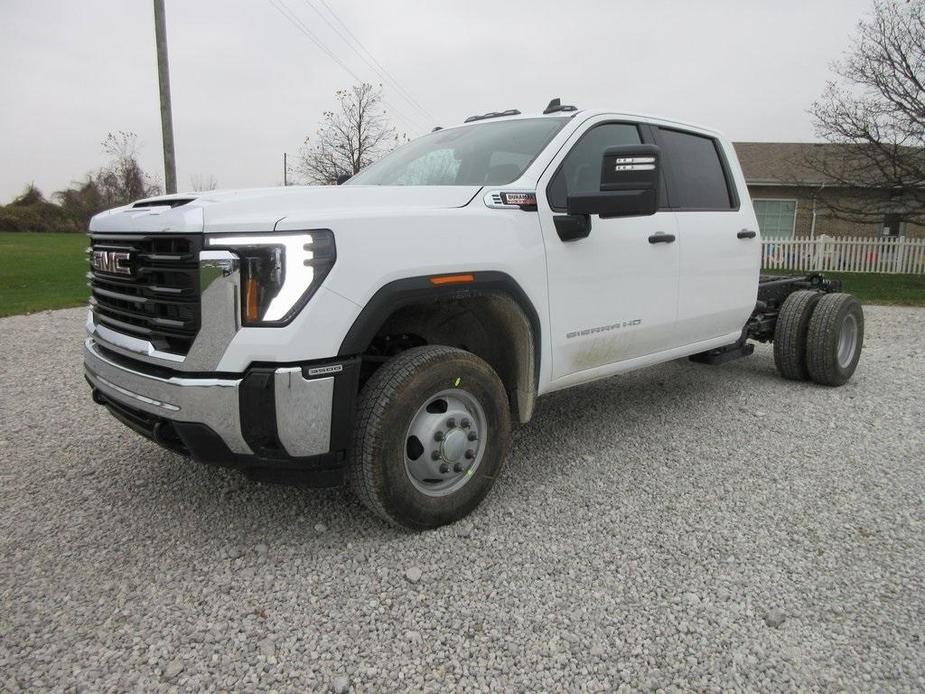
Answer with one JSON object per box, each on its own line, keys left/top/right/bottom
{"left": 805, "top": 293, "right": 864, "bottom": 386}
{"left": 348, "top": 346, "right": 511, "bottom": 529}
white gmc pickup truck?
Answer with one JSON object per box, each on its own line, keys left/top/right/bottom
{"left": 84, "top": 101, "right": 864, "bottom": 529}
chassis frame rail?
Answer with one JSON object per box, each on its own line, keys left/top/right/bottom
{"left": 690, "top": 273, "right": 843, "bottom": 365}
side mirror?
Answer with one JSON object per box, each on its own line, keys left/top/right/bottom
{"left": 566, "top": 144, "right": 660, "bottom": 218}
{"left": 336, "top": 173, "right": 352, "bottom": 185}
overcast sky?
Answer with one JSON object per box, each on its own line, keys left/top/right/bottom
{"left": 0, "top": 0, "right": 872, "bottom": 203}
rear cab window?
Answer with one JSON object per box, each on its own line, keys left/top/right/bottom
{"left": 654, "top": 128, "right": 738, "bottom": 210}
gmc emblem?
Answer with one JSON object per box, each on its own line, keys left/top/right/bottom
{"left": 92, "top": 250, "right": 133, "bottom": 276}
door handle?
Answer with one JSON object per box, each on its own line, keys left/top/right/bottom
{"left": 737, "top": 229, "right": 757, "bottom": 239}
{"left": 648, "top": 233, "right": 676, "bottom": 244}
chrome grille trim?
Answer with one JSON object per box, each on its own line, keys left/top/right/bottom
{"left": 88, "top": 233, "right": 202, "bottom": 356}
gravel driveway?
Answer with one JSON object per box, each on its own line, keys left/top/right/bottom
{"left": 2, "top": 305, "right": 924, "bottom": 692}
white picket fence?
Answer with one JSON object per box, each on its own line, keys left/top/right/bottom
{"left": 761, "top": 235, "right": 925, "bottom": 275}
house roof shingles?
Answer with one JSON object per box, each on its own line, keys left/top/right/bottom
{"left": 732, "top": 142, "right": 840, "bottom": 186}
{"left": 734, "top": 141, "right": 925, "bottom": 189}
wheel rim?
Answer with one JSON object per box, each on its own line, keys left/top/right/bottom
{"left": 837, "top": 313, "right": 859, "bottom": 368}
{"left": 404, "top": 388, "right": 487, "bottom": 497}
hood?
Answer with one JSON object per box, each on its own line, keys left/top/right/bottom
{"left": 89, "top": 185, "right": 483, "bottom": 234}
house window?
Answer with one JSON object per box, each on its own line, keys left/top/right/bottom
{"left": 754, "top": 199, "right": 797, "bottom": 238}
{"left": 882, "top": 213, "right": 904, "bottom": 237}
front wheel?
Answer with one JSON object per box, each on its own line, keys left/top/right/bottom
{"left": 348, "top": 346, "right": 511, "bottom": 529}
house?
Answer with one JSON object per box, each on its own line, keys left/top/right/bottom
{"left": 733, "top": 142, "right": 925, "bottom": 239}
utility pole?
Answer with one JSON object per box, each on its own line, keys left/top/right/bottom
{"left": 283, "top": 152, "right": 288, "bottom": 186}
{"left": 153, "top": 0, "right": 177, "bottom": 193}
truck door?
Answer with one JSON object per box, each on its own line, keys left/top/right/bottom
{"left": 536, "top": 118, "right": 680, "bottom": 382}
{"left": 652, "top": 127, "right": 760, "bottom": 344}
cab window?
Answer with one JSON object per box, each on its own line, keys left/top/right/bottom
{"left": 655, "top": 128, "right": 734, "bottom": 210}
{"left": 547, "top": 123, "right": 642, "bottom": 210}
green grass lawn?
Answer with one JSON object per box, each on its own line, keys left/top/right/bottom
{"left": 0, "top": 232, "right": 88, "bottom": 317}
{"left": 0, "top": 232, "right": 922, "bottom": 318}
{"left": 764, "top": 269, "right": 925, "bottom": 307}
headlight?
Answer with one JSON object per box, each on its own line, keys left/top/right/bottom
{"left": 206, "top": 230, "right": 335, "bottom": 326}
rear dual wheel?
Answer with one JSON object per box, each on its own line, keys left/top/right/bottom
{"left": 806, "top": 293, "right": 864, "bottom": 386}
{"left": 773, "top": 291, "right": 863, "bottom": 386}
{"left": 773, "top": 290, "right": 822, "bottom": 381}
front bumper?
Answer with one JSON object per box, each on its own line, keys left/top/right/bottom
{"left": 84, "top": 338, "right": 359, "bottom": 484}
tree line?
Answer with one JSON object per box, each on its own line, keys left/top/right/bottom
{"left": 0, "top": 83, "right": 398, "bottom": 234}
{"left": 0, "top": 132, "right": 163, "bottom": 233}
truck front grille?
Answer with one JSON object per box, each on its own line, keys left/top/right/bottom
{"left": 88, "top": 234, "right": 202, "bottom": 355}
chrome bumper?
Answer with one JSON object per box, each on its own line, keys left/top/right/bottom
{"left": 84, "top": 339, "right": 335, "bottom": 458}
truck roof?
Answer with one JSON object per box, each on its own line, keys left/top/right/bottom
{"left": 447, "top": 108, "right": 724, "bottom": 139}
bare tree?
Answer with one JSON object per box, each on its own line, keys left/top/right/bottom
{"left": 191, "top": 174, "right": 218, "bottom": 191}
{"left": 51, "top": 132, "right": 160, "bottom": 228}
{"left": 95, "top": 131, "right": 161, "bottom": 206}
{"left": 808, "top": 0, "right": 925, "bottom": 224}
{"left": 298, "top": 83, "right": 402, "bottom": 185}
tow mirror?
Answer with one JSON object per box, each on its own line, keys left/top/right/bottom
{"left": 566, "top": 144, "right": 660, "bottom": 218}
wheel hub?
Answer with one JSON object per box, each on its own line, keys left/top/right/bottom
{"left": 441, "top": 428, "right": 468, "bottom": 462}
{"left": 837, "top": 313, "right": 859, "bottom": 368}
{"left": 404, "top": 389, "right": 487, "bottom": 497}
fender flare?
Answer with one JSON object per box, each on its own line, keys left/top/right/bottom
{"left": 337, "top": 271, "right": 542, "bottom": 389}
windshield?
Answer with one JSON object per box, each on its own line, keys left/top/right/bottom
{"left": 347, "top": 117, "right": 568, "bottom": 186}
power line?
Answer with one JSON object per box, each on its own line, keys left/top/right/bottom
{"left": 267, "top": 0, "right": 424, "bottom": 132}
{"left": 305, "top": 0, "right": 436, "bottom": 123}
{"left": 302, "top": 0, "right": 432, "bottom": 122}
{"left": 271, "top": 0, "right": 427, "bottom": 132}
{"left": 316, "top": 0, "right": 435, "bottom": 123}
{"left": 266, "top": 0, "right": 429, "bottom": 134}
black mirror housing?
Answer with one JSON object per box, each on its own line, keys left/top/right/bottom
{"left": 567, "top": 188, "right": 658, "bottom": 218}
{"left": 600, "top": 144, "right": 659, "bottom": 193}
{"left": 566, "top": 144, "right": 660, "bottom": 219}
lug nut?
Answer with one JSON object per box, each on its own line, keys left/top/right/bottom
{"left": 439, "top": 463, "right": 449, "bottom": 474}
{"left": 461, "top": 418, "right": 471, "bottom": 429}
{"left": 431, "top": 450, "right": 441, "bottom": 461}
{"left": 465, "top": 449, "right": 475, "bottom": 460}
{"left": 446, "top": 417, "right": 456, "bottom": 428}
{"left": 467, "top": 431, "right": 477, "bottom": 441}
{"left": 434, "top": 431, "right": 445, "bottom": 441}
{"left": 453, "top": 463, "right": 463, "bottom": 473}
